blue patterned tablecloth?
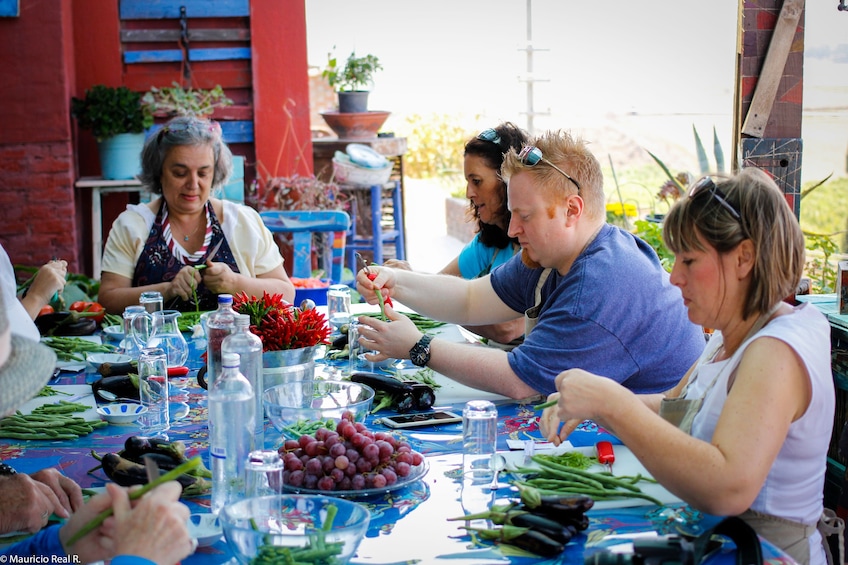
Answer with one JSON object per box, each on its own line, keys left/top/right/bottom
{"left": 1, "top": 330, "right": 795, "bottom": 564}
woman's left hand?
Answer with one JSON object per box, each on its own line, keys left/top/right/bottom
{"left": 200, "top": 260, "right": 236, "bottom": 294}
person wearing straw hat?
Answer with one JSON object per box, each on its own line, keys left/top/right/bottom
{"left": 0, "top": 290, "right": 195, "bottom": 564}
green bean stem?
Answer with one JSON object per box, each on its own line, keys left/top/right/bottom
{"left": 66, "top": 457, "right": 202, "bottom": 546}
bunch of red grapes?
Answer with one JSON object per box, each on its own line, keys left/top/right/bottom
{"left": 278, "top": 410, "right": 425, "bottom": 491}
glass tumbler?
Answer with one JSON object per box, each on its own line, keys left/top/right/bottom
{"left": 245, "top": 450, "right": 285, "bottom": 498}
{"left": 139, "top": 291, "right": 164, "bottom": 313}
{"left": 326, "top": 284, "right": 352, "bottom": 336}
{"left": 137, "top": 347, "right": 170, "bottom": 436}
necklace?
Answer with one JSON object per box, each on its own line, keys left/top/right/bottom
{"left": 174, "top": 217, "right": 204, "bottom": 242}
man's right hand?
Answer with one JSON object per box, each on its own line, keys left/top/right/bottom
{"left": 0, "top": 473, "right": 71, "bottom": 534}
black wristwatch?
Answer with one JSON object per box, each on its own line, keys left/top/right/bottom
{"left": 409, "top": 334, "right": 433, "bottom": 367}
{"left": 0, "top": 463, "right": 17, "bottom": 476}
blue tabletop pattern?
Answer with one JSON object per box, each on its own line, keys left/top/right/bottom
{"left": 0, "top": 330, "right": 794, "bottom": 564}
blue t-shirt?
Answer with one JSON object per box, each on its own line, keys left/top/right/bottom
{"left": 457, "top": 234, "right": 518, "bottom": 280}
{"left": 490, "top": 224, "right": 705, "bottom": 395}
{"left": 0, "top": 525, "right": 154, "bottom": 565}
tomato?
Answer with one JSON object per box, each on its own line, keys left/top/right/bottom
{"left": 69, "top": 300, "right": 106, "bottom": 324}
{"left": 38, "top": 305, "right": 55, "bottom": 317}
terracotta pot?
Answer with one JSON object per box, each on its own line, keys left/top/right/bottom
{"left": 321, "top": 111, "right": 390, "bottom": 140}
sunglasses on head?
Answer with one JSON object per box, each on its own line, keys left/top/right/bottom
{"left": 688, "top": 176, "right": 742, "bottom": 222}
{"left": 517, "top": 146, "right": 581, "bottom": 192}
{"left": 476, "top": 128, "right": 503, "bottom": 149}
{"left": 156, "top": 120, "right": 222, "bottom": 142}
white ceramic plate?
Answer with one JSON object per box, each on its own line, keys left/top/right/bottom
{"left": 101, "top": 325, "right": 125, "bottom": 341}
{"left": 87, "top": 353, "right": 132, "bottom": 370}
{"left": 96, "top": 403, "right": 147, "bottom": 424}
{"left": 346, "top": 143, "right": 389, "bottom": 168}
{"left": 187, "top": 513, "right": 222, "bottom": 548}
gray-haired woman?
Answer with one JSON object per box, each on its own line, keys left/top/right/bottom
{"left": 98, "top": 116, "right": 294, "bottom": 313}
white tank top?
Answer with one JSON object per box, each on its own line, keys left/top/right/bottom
{"left": 688, "top": 304, "right": 833, "bottom": 562}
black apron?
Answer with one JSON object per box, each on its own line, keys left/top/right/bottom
{"left": 132, "top": 200, "right": 239, "bottom": 312}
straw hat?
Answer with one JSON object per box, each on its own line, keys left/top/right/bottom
{"left": 0, "top": 289, "right": 56, "bottom": 417}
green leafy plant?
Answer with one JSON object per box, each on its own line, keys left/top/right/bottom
{"left": 141, "top": 82, "right": 233, "bottom": 118}
{"left": 71, "top": 85, "right": 153, "bottom": 142}
{"left": 322, "top": 50, "right": 382, "bottom": 92}
{"left": 398, "top": 113, "right": 471, "bottom": 188}
{"left": 804, "top": 232, "right": 840, "bottom": 294}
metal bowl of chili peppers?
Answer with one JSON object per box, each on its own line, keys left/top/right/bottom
{"left": 263, "top": 380, "right": 375, "bottom": 439}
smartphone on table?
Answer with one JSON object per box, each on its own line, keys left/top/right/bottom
{"left": 380, "top": 411, "right": 462, "bottom": 429}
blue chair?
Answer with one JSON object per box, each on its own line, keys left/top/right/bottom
{"left": 344, "top": 180, "right": 405, "bottom": 274}
{"left": 260, "top": 210, "right": 351, "bottom": 283}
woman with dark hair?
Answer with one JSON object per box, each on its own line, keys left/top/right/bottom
{"left": 98, "top": 116, "right": 295, "bottom": 313}
{"left": 540, "top": 168, "right": 836, "bottom": 565}
{"left": 388, "top": 122, "right": 528, "bottom": 346}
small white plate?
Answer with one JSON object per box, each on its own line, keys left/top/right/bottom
{"left": 87, "top": 353, "right": 132, "bottom": 370}
{"left": 346, "top": 143, "right": 389, "bottom": 168}
{"left": 96, "top": 403, "right": 147, "bottom": 424}
{"left": 187, "top": 513, "right": 222, "bottom": 547}
{"left": 101, "top": 325, "right": 125, "bottom": 341}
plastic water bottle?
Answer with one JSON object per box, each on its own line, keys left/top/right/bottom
{"left": 209, "top": 352, "right": 255, "bottom": 515}
{"left": 222, "top": 314, "right": 264, "bottom": 448}
{"left": 206, "top": 294, "right": 239, "bottom": 389}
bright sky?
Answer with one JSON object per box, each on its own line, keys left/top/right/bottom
{"left": 306, "top": 1, "right": 848, "bottom": 180}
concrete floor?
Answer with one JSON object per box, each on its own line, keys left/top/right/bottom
{"left": 401, "top": 178, "right": 466, "bottom": 274}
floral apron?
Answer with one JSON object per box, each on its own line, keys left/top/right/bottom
{"left": 133, "top": 200, "right": 240, "bottom": 312}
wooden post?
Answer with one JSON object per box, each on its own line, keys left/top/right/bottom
{"left": 733, "top": 0, "right": 805, "bottom": 218}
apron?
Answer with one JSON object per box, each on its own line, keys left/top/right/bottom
{"left": 523, "top": 268, "right": 552, "bottom": 337}
{"left": 133, "top": 200, "right": 240, "bottom": 312}
{"left": 659, "top": 305, "right": 843, "bottom": 565}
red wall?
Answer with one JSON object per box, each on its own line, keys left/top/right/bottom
{"left": 0, "top": 0, "right": 312, "bottom": 279}
{"left": 0, "top": 0, "right": 79, "bottom": 272}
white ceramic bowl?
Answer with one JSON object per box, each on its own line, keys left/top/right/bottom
{"left": 96, "top": 403, "right": 147, "bottom": 424}
{"left": 101, "top": 325, "right": 125, "bottom": 341}
{"left": 187, "top": 513, "right": 222, "bottom": 548}
{"left": 87, "top": 353, "right": 132, "bottom": 370}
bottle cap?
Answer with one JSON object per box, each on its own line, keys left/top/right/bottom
{"left": 222, "top": 352, "right": 240, "bottom": 367}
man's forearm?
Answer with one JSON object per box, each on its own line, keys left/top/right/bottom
{"left": 425, "top": 339, "right": 538, "bottom": 400}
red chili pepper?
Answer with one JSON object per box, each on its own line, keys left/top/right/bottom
{"left": 366, "top": 273, "right": 393, "bottom": 307}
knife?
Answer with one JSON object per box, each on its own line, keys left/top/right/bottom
{"left": 206, "top": 238, "right": 224, "bottom": 263}
{"left": 143, "top": 454, "right": 161, "bottom": 484}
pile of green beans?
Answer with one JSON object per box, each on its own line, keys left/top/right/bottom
{"left": 0, "top": 403, "right": 107, "bottom": 441}
{"left": 359, "top": 311, "right": 446, "bottom": 332}
{"left": 249, "top": 541, "right": 344, "bottom": 565}
{"left": 36, "top": 385, "right": 73, "bottom": 397}
{"left": 42, "top": 336, "right": 115, "bottom": 361}
{"left": 281, "top": 418, "right": 337, "bottom": 439}
{"left": 102, "top": 313, "right": 123, "bottom": 328}
{"left": 512, "top": 455, "right": 662, "bottom": 506}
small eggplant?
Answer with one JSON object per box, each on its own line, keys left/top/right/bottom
{"left": 99, "top": 453, "right": 209, "bottom": 496}
{"left": 508, "top": 529, "right": 565, "bottom": 557}
{"left": 122, "top": 436, "right": 186, "bottom": 464}
{"left": 98, "top": 361, "right": 136, "bottom": 377}
{"left": 509, "top": 512, "right": 574, "bottom": 545}
{"left": 351, "top": 372, "right": 417, "bottom": 412}
{"left": 408, "top": 382, "right": 436, "bottom": 411}
{"left": 35, "top": 312, "right": 97, "bottom": 337}
{"left": 91, "top": 375, "right": 140, "bottom": 401}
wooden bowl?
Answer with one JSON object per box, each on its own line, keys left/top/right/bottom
{"left": 320, "top": 111, "right": 390, "bottom": 140}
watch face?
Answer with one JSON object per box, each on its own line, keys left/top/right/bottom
{"left": 410, "top": 336, "right": 431, "bottom": 366}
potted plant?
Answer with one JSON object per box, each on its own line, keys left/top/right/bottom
{"left": 322, "top": 50, "right": 383, "bottom": 113}
{"left": 71, "top": 85, "right": 154, "bottom": 180}
{"left": 142, "top": 82, "right": 233, "bottom": 118}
